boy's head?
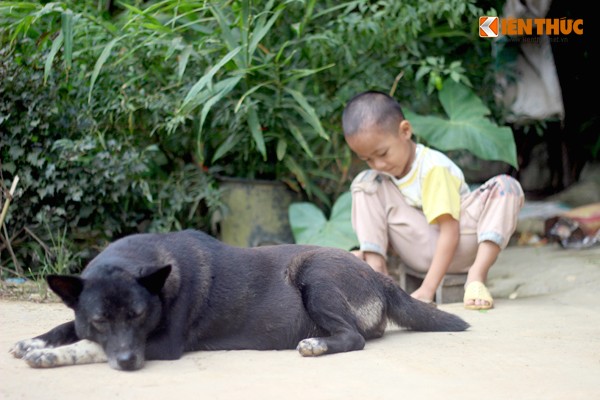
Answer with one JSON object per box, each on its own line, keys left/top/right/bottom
{"left": 342, "top": 91, "right": 415, "bottom": 179}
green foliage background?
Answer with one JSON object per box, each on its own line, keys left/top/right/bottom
{"left": 1, "top": 0, "right": 508, "bottom": 277}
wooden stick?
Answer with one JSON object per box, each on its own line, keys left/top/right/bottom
{"left": 389, "top": 71, "right": 404, "bottom": 98}
{"left": 0, "top": 175, "right": 19, "bottom": 229}
{"left": 1, "top": 176, "right": 21, "bottom": 276}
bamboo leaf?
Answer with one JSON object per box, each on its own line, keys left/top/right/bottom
{"left": 61, "top": 9, "right": 73, "bottom": 71}
{"left": 240, "top": 0, "right": 249, "bottom": 66}
{"left": 0, "top": 2, "right": 39, "bottom": 11}
{"left": 276, "top": 138, "right": 287, "bottom": 161}
{"left": 282, "top": 63, "right": 335, "bottom": 84}
{"left": 284, "top": 156, "right": 309, "bottom": 193}
{"left": 297, "top": 0, "right": 316, "bottom": 36}
{"left": 313, "top": 1, "right": 360, "bottom": 19}
{"left": 44, "top": 31, "right": 63, "bottom": 85}
{"left": 247, "top": 108, "right": 266, "bottom": 160}
{"left": 212, "top": 133, "right": 241, "bottom": 163}
{"left": 197, "top": 76, "right": 243, "bottom": 132}
{"left": 120, "top": 2, "right": 170, "bottom": 32}
{"left": 209, "top": 4, "right": 245, "bottom": 69}
{"left": 180, "top": 46, "right": 241, "bottom": 112}
{"left": 248, "top": 6, "right": 282, "bottom": 57}
{"left": 177, "top": 45, "right": 192, "bottom": 81}
{"left": 234, "top": 80, "right": 273, "bottom": 112}
{"left": 285, "top": 88, "right": 328, "bottom": 140}
{"left": 287, "top": 122, "right": 314, "bottom": 159}
{"left": 88, "top": 36, "right": 125, "bottom": 104}
{"left": 140, "top": 22, "right": 171, "bottom": 33}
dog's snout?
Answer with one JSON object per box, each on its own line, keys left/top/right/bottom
{"left": 116, "top": 352, "right": 140, "bottom": 371}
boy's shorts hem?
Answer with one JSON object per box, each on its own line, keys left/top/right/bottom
{"left": 359, "top": 242, "right": 387, "bottom": 259}
{"left": 478, "top": 232, "right": 504, "bottom": 247}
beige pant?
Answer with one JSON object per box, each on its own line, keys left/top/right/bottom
{"left": 351, "top": 173, "right": 524, "bottom": 273}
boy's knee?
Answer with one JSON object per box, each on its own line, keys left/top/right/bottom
{"left": 486, "top": 174, "right": 524, "bottom": 198}
{"left": 351, "top": 170, "right": 381, "bottom": 194}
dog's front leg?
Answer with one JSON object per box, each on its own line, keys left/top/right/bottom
{"left": 22, "top": 340, "right": 107, "bottom": 368}
{"left": 144, "top": 331, "right": 185, "bottom": 361}
{"left": 10, "top": 321, "right": 79, "bottom": 359}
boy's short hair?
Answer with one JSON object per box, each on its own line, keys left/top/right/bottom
{"left": 342, "top": 91, "right": 405, "bottom": 137}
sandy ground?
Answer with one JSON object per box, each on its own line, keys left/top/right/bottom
{"left": 1, "top": 244, "right": 599, "bottom": 400}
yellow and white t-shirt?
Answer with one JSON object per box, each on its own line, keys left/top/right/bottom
{"left": 391, "top": 144, "right": 470, "bottom": 224}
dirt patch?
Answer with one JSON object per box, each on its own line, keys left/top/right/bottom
{"left": 0, "top": 280, "right": 60, "bottom": 303}
{"left": 2, "top": 245, "right": 600, "bottom": 400}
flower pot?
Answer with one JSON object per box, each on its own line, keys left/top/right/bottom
{"left": 217, "top": 177, "right": 297, "bottom": 247}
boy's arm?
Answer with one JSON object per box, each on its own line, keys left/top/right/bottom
{"left": 411, "top": 214, "right": 459, "bottom": 302}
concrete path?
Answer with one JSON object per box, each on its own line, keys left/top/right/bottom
{"left": 1, "top": 244, "right": 599, "bottom": 400}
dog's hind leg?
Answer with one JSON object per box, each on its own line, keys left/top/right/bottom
{"left": 295, "top": 284, "right": 368, "bottom": 357}
{"left": 10, "top": 321, "right": 79, "bottom": 359}
{"left": 288, "top": 250, "right": 389, "bottom": 357}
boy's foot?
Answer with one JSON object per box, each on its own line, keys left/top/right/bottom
{"left": 464, "top": 281, "right": 494, "bottom": 310}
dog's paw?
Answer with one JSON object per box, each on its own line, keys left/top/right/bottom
{"left": 297, "top": 338, "right": 328, "bottom": 357}
{"left": 22, "top": 348, "right": 60, "bottom": 368}
{"left": 9, "top": 339, "right": 47, "bottom": 359}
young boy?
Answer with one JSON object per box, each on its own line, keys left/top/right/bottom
{"left": 342, "top": 91, "right": 524, "bottom": 310}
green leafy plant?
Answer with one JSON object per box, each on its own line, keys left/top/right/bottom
{"left": 288, "top": 191, "right": 358, "bottom": 250}
{"left": 168, "top": 0, "right": 336, "bottom": 203}
{"left": 0, "top": 36, "right": 223, "bottom": 277}
{"left": 405, "top": 79, "right": 518, "bottom": 168}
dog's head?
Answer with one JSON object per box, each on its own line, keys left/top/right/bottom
{"left": 46, "top": 265, "right": 171, "bottom": 371}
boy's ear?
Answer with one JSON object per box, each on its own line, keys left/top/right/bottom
{"left": 399, "top": 120, "right": 413, "bottom": 139}
{"left": 137, "top": 265, "right": 172, "bottom": 295}
{"left": 46, "top": 275, "right": 84, "bottom": 309}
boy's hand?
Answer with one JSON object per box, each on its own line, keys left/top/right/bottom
{"left": 351, "top": 250, "right": 365, "bottom": 260}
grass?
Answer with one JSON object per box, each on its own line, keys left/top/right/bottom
{"left": 1, "top": 224, "right": 76, "bottom": 302}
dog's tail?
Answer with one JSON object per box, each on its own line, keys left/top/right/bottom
{"left": 383, "top": 280, "right": 470, "bottom": 332}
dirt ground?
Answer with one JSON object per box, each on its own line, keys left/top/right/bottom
{"left": 1, "top": 244, "right": 599, "bottom": 400}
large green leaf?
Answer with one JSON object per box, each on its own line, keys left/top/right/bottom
{"left": 288, "top": 191, "right": 358, "bottom": 250}
{"left": 405, "top": 80, "right": 518, "bottom": 168}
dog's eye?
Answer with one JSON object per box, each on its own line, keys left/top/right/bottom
{"left": 91, "top": 317, "right": 108, "bottom": 331}
{"left": 128, "top": 310, "right": 145, "bottom": 320}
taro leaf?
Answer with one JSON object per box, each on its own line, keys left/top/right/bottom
{"left": 288, "top": 191, "right": 358, "bottom": 250}
{"left": 405, "top": 79, "right": 518, "bottom": 168}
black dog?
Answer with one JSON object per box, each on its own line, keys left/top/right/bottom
{"left": 10, "top": 229, "right": 468, "bottom": 371}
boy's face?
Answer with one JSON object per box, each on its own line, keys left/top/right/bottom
{"left": 345, "top": 120, "right": 415, "bottom": 179}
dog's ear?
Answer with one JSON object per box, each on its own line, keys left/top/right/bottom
{"left": 46, "top": 275, "right": 84, "bottom": 308}
{"left": 137, "top": 265, "right": 172, "bottom": 295}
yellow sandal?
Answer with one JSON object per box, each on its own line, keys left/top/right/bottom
{"left": 464, "top": 281, "right": 494, "bottom": 310}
